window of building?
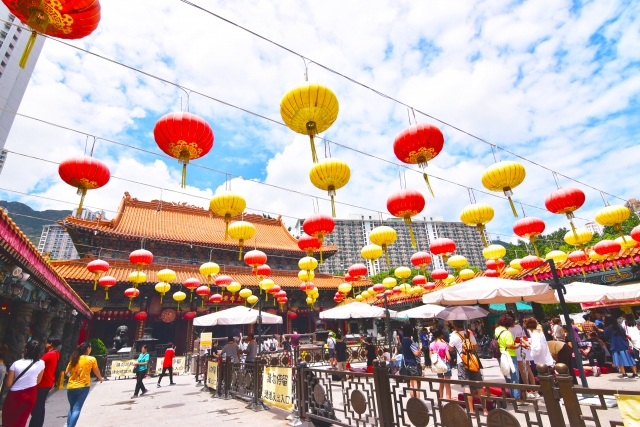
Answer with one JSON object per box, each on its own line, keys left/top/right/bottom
{"left": 8, "top": 43, "right": 13, "bottom": 49}
{"left": 0, "top": 61, "right": 5, "bottom": 67}
{"left": 16, "top": 27, "right": 21, "bottom": 33}
{"left": 12, "top": 34, "right": 17, "bottom": 41}
{"left": 4, "top": 52, "right": 10, "bottom": 58}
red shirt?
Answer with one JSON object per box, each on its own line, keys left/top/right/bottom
{"left": 39, "top": 350, "right": 60, "bottom": 389}
{"left": 163, "top": 348, "right": 175, "bottom": 368}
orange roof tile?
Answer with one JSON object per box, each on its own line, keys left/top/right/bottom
{"left": 61, "top": 193, "right": 337, "bottom": 255}
{"left": 51, "top": 257, "right": 353, "bottom": 290}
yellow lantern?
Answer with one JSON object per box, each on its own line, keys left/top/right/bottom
{"left": 299, "top": 256, "right": 319, "bottom": 272}
{"left": 383, "top": 277, "right": 398, "bottom": 289}
{"left": 259, "top": 278, "right": 275, "bottom": 294}
{"left": 459, "top": 269, "right": 475, "bottom": 281}
{"left": 460, "top": 203, "right": 494, "bottom": 247}
{"left": 338, "top": 283, "right": 352, "bottom": 295}
{"left": 399, "top": 283, "right": 411, "bottom": 293}
{"left": 200, "top": 262, "right": 220, "bottom": 288}
{"left": 394, "top": 267, "right": 411, "bottom": 283}
{"left": 306, "top": 296, "right": 314, "bottom": 305}
{"left": 239, "top": 288, "right": 252, "bottom": 305}
{"left": 227, "top": 281, "right": 242, "bottom": 295}
{"left": 510, "top": 259, "right": 522, "bottom": 270}
{"left": 546, "top": 250, "right": 568, "bottom": 276}
{"left": 361, "top": 244, "right": 383, "bottom": 273}
{"left": 368, "top": 286, "right": 375, "bottom": 294}
{"left": 596, "top": 205, "right": 631, "bottom": 240}
{"left": 411, "top": 285, "right": 423, "bottom": 294}
{"left": 447, "top": 255, "right": 467, "bottom": 271}
{"left": 369, "top": 226, "right": 397, "bottom": 266}
{"left": 228, "top": 221, "right": 256, "bottom": 260}
{"left": 483, "top": 244, "right": 506, "bottom": 260}
{"left": 280, "top": 82, "right": 339, "bottom": 163}
{"left": 589, "top": 250, "right": 606, "bottom": 272}
{"left": 361, "top": 290, "right": 370, "bottom": 299}
{"left": 247, "top": 295, "right": 259, "bottom": 305}
{"left": 481, "top": 161, "right": 526, "bottom": 217}
{"left": 157, "top": 268, "right": 176, "bottom": 283}
{"left": 616, "top": 236, "right": 637, "bottom": 265}
{"left": 564, "top": 228, "right": 592, "bottom": 250}
{"left": 505, "top": 267, "right": 520, "bottom": 276}
{"left": 309, "top": 159, "right": 350, "bottom": 217}
{"left": 443, "top": 275, "right": 456, "bottom": 285}
{"left": 311, "top": 287, "right": 319, "bottom": 297}
{"left": 128, "top": 271, "right": 147, "bottom": 289}
{"left": 209, "top": 191, "right": 246, "bottom": 240}
{"left": 355, "top": 294, "right": 363, "bottom": 302}
{"left": 155, "top": 282, "right": 171, "bottom": 304}
{"left": 173, "top": 291, "right": 186, "bottom": 311}
{"left": 298, "top": 270, "right": 315, "bottom": 282}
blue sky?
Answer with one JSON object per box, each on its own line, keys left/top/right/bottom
{"left": 1, "top": 0, "right": 639, "bottom": 249}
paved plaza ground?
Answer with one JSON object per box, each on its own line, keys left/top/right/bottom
{"left": 1, "top": 359, "right": 633, "bottom": 427}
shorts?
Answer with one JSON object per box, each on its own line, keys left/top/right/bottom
{"left": 457, "top": 363, "right": 483, "bottom": 390}
{"left": 436, "top": 362, "right": 452, "bottom": 378}
{"left": 329, "top": 349, "right": 335, "bottom": 358}
{"left": 337, "top": 361, "right": 347, "bottom": 371}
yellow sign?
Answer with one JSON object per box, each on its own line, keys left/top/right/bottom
{"left": 155, "top": 356, "right": 186, "bottom": 375}
{"left": 206, "top": 361, "right": 218, "bottom": 389}
{"left": 110, "top": 359, "right": 137, "bottom": 378}
{"left": 262, "top": 366, "right": 293, "bottom": 410}
{"left": 200, "top": 332, "right": 212, "bottom": 352}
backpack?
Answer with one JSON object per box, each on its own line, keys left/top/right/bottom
{"left": 490, "top": 331, "right": 506, "bottom": 360}
{"left": 456, "top": 331, "right": 481, "bottom": 373}
{"left": 269, "top": 341, "right": 277, "bottom": 352}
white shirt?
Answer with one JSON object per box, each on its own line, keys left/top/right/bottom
{"left": 510, "top": 325, "right": 533, "bottom": 361}
{"left": 327, "top": 337, "right": 336, "bottom": 349}
{"left": 9, "top": 359, "right": 45, "bottom": 391}
{"left": 529, "top": 330, "right": 554, "bottom": 367}
{"left": 448, "top": 329, "right": 477, "bottom": 356}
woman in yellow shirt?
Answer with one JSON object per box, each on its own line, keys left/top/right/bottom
{"left": 66, "top": 342, "right": 103, "bottom": 427}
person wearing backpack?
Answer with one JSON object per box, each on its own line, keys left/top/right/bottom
{"left": 495, "top": 315, "right": 529, "bottom": 406}
{"left": 327, "top": 333, "right": 337, "bottom": 368}
{"left": 2, "top": 340, "right": 45, "bottom": 427}
{"left": 449, "top": 321, "right": 487, "bottom": 416}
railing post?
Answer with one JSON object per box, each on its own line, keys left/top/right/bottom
{"left": 536, "top": 364, "right": 565, "bottom": 427}
{"left": 555, "top": 363, "right": 586, "bottom": 427}
{"left": 372, "top": 360, "right": 394, "bottom": 427}
{"left": 247, "top": 359, "right": 269, "bottom": 411}
{"left": 195, "top": 354, "right": 201, "bottom": 384}
{"left": 288, "top": 359, "right": 304, "bottom": 426}
{"left": 223, "top": 356, "right": 232, "bottom": 399}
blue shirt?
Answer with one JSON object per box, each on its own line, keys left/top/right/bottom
{"left": 420, "top": 332, "right": 428, "bottom": 347}
{"left": 402, "top": 338, "right": 418, "bottom": 366}
{"left": 137, "top": 353, "right": 150, "bottom": 371}
{"left": 605, "top": 326, "right": 629, "bottom": 353}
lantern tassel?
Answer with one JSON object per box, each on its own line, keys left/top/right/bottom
{"left": 568, "top": 219, "right": 578, "bottom": 240}
{"left": 600, "top": 263, "right": 605, "bottom": 272}
{"left": 383, "top": 246, "right": 390, "bottom": 266}
{"left": 76, "top": 187, "right": 88, "bottom": 215}
{"left": 160, "top": 294, "right": 164, "bottom": 304}
{"left": 309, "top": 135, "right": 318, "bottom": 163}
{"left": 93, "top": 277, "right": 98, "bottom": 292}
{"left": 422, "top": 173, "right": 435, "bottom": 198}
{"left": 238, "top": 242, "right": 243, "bottom": 261}
{"left": 404, "top": 217, "right": 417, "bottom": 248}
{"left": 477, "top": 225, "right": 488, "bottom": 247}
{"left": 190, "top": 291, "right": 193, "bottom": 303}
{"left": 128, "top": 299, "right": 132, "bottom": 310}
{"left": 532, "top": 242, "right": 540, "bottom": 258}
{"left": 330, "top": 195, "right": 336, "bottom": 218}
{"left": 507, "top": 196, "right": 518, "bottom": 217}
{"left": 613, "top": 262, "right": 621, "bottom": 276}
{"left": 177, "top": 302, "right": 181, "bottom": 311}
{"left": 533, "top": 273, "right": 538, "bottom": 282}
{"left": 615, "top": 225, "right": 626, "bottom": 241}
{"left": 581, "top": 267, "right": 586, "bottom": 278}
{"left": 105, "top": 289, "right": 109, "bottom": 300}
{"left": 181, "top": 163, "right": 187, "bottom": 189}
{"left": 224, "top": 215, "right": 231, "bottom": 240}
{"left": 19, "top": 31, "right": 38, "bottom": 69}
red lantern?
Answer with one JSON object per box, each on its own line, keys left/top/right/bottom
{"left": 486, "top": 259, "right": 505, "bottom": 270}
{"left": 134, "top": 311, "right": 147, "bottom": 322}
{"left": 300, "top": 282, "right": 315, "bottom": 292}
{"left": 298, "top": 234, "right": 321, "bottom": 256}
{"left": 348, "top": 264, "right": 368, "bottom": 279}
{"left": 183, "top": 311, "right": 196, "bottom": 321}
{"left": 387, "top": 189, "right": 425, "bottom": 248}
{"left": 130, "top": 249, "right": 153, "bottom": 271}
{"left": 412, "top": 275, "right": 427, "bottom": 286}
{"left": 344, "top": 273, "right": 356, "bottom": 283}
{"left": 276, "top": 291, "right": 287, "bottom": 300}
{"left": 631, "top": 225, "right": 640, "bottom": 243}
{"left": 423, "top": 283, "right": 435, "bottom": 291}
{"left": 153, "top": 112, "right": 214, "bottom": 188}
{"left": 594, "top": 240, "right": 622, "bottom": 275}
{"left": 545, "top": 187, "right": 586, "bottom": 238}
{"left": 303, "top": 214, "right": 335, "bottom": 263}
{"left": 58, "top": 156, "right": 110, "bottom": 215}
{"left": 431, "top": 269, "right": 448, "bottom": 281}
{"left": 393, "top": 123, "right": 444, "bottom": 197}
{"left": 392, "top": 286, "right": 402, "bottom": 294}
{"left": 196, "top": 285, "right": 211, "bottom": 308}
{"left": 184, "top": 278, "right": 201, "bottom": 302}
{"left": 288, "top": 311, "right": 297, "bottom": 320}
{"left": 372, "top": 284, "right": 385, "bottom": 293}
{"left": 513, "top": 217, "right": 546, "bottom": 257}
{"left": 8, "top": 0, "right": 101, "bottom": 69}
{"left": 244, "top": 250, "right": 267, "bottom": 274}
{"left": 215, "top": 275, "right": 233, "bottom": 297}
{"left": 520, "top": 256, "right": 543, "bottom": 270}
{"left": 485, "top": 269, "right": 500, "bottom": 278}
{"left": 411, "top": 252, "right": 432, "bottom": 275}
{"left": 269, "top": 285, "right": 282, "bottom": 300}
{"left": 124, "top": 288, "right": 140, "bottom": 309}
{"left": 87, "top": 259, "right": 109, "bottom": 291}
{"left": 98, "top": 276, "right": 116, "bottom": 300}
{"left": 253, "top": 264, "right": 271, "bottom": 278}
{"left": 333, "top": 296, "right": 342, "bottom": 303}
{"left": 429, "top": 238, "right": 456, "bottom": 261}
{"left": 384, "top": 290, "right": 393, "bottom": 296}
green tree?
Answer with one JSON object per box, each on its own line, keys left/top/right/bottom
{"left": 89, "top": 338, "right": 107, "bottom": 355}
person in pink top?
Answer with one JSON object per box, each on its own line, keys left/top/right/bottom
{"left": 429, "top": 329, "right": 451, "bottom": 400}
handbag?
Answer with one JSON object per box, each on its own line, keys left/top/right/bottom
{"left": 499, "top": 351, "right": 515, "bottom": 377}
{"left": 400, "top": 357, "right": 422, "bottom": 376}
{"left": 430, "top": 353, "right": 448, "bottom": 374}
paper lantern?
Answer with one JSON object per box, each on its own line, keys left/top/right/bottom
{"left": 372, "top": 283, "right": 385, "bottom": 293}
{"left": 228, "top": 221, "right": 256, "bottom": 260}
{"left": 460, "top": 203, "right": 494, "bottom": 247}
{"left": 208, "top": 293, "right": 222, "bottom": 311}
{"left": 172, "top": 291, "right": 186, "bottom": 311}
{"left": 155, "top": 282, "right": 171, "bottom": 304}
{"left": 196, "top": 286, "right": 211, "bottom": 308}
{"left": 209, "top": 192, "right": 246, "bottom": 239}
{"left": 393, "top": 123, "right": 444, "bottom": 196}
{"left": 247, "top": 295, "right": 259, "bottom": 306}
{"left": 369, "top": 226, "right": 397, "bottom": 266}
{"left": 429, "top": 238, "right": 456, "bottom": 261}
{"left": 300, "top": 282, "right": 315, "bottom": 292}
{"left": 98, "top": 276, "right": 116, "bottom": 300}
{"left": 564, "top": 228, "right": 593, "bottom": 250}
{"left": 361, "top": 244, "right": 383, "bottom": 273}
{"left": 200, "top": 262, "right": 219, "bottom": 289}
{"left": 545, "top": 187, "right": 585, "bottom": 239}
{"left": 505, "top": 267, "right": 520, "bottom": 277}
{"left": 156, "top": 268, "right": 176, "bottom": 283}
{"left": 338, "top": 283, "right": 352, "bottom": 294}
{"left": 309, "top": 159, "right": 351, "bottom": 218}
{"left": 215, "top": 275, "right": 233, "bottom": 298}
{"left": 268, "top": 285, "right": 282, "bottom": 302}
{"left": 447, "top": 255, "right": 467, "bottom": 271}
{"left": 481, "top": 161, "right": 526, "bottom": 217}
{"left": 510, "top": 259, "right": 522, "bottom": 270}
{"left": 153, "top": 112, "right": 214, "bottom": 188}
{"left": 298, "top": 270, "right": 315, "bottom": 282}
{"left": 183, "top": 278, "right": 200, "bottom": 302}
{"left": 486, "top": 259, "right": 505, "bottom": 271}
{"left": 303, "top": 214, "right": 335, "bottom": 263}
{"left": 275, "top": 290, "right": 287, "bottom": 300}
{"left": 128, "top": 271, "right": 146, "bottom": 290}
{"left": 589, "top": 250, "right": 607, "bottom": 272}
{"left": 387, "top": 189, "right": 425, "bottom": 247}
{"left": 254, "top": 264, "right": 271, "bottom": 279}
{"left": 423, "top": 282, "right": 436, "bottom": 291}
{"left": 239, "top": 288, "right": 253, "bottom": 305}
{"left": 596, "top": 205, "right": 631, "bottom": 240}
{"left": 244, "top": 250, "right": 267, "bottom": 275}
{"left": 615, "top": 236, "right": 638, "bottom": 265}
{"left": 361, "top": 290, "right": 370, "bottom": 299}
{"left": 546, "top": 250, "right": 568, "bottom": 276}
{"left": 124, "top": 288, "right": 140, "bottom": 310}
{"left": 594, "top": 240, "right": 622, "bottom": 275}
{"left": 431, "top": 269, "right": 448, "bottom": 281}
{"left": 459, "top": 269, "right": 475, "bottom": 281}
{"left": 485, "top": 269, "right": 500, "bottom": 278}
{"left": 58, "top": 155, "right": 111, "bottom": 214}
{"left": 443, "top": 275, "right": 455, "bottom": 285}
{"left": 631, "top": 225, "right": 640, "bottom": 243}
{"left": 299, "top": 256, "right": 319, "bottom": 272}
{"left": 87, "top": 259, "right": 109, "bottom": 291}
{"left": 513, "top": 216, "right": 546, "bottom": 257}
{"left": 134, "top": 311, "right": 147, "bottom": 322}
{"left": 355, "top": 294, "right": 364, "bottom": 301}
{"left": 348, "top": 263, "right": 368, "bottom": 279}
{"left": 412, "top": 275, "right": 426, "bottom": 286}
{"left": 521, "top": 255, "right": 543, "bottom": 270}
{"left": 183, "top": 311, "right": 196, "bottom": 321}
{"left": 383, "top": 277, "right": 397, "bottom": 289}
{"left": 280, "top": 82, "right": 339, "bottom": 163}
{"left": 298, "top": 234, "right": 321, "bottom": 257}
{"left": 288, "top": 311, "right": 297, "bottom": 320}
{"left": 226, "top": 282, "right": 241, "bottom": 295}
{"left": 394, "top": 266, "right": 411, "bottom": 283}
{"left": 392, "top": 286, "right": 402, "bottom": 294}
{"left": 482, "top": 245, "right": 506, "bottom": 262}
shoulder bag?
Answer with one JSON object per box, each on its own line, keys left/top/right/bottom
{"left": 12, "top": 360, "right": 37, "bottom": 389}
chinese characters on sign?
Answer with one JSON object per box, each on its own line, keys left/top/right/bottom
{"left": 261, "top": 366, "right": 293, "bottom": 410}
{"left": 206, "top": 361, "right": 218, "bottom": 389}
{"left": 110, "top": 359, "right": 137, "bottom": 378}
{"left": 200, "top": 332, "right": 212, "bottom": 354}
{"left": 154, "top": 356, "right": 186, "bottom": 375}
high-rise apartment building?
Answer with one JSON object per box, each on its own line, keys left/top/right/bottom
{"left": 0, "top": 4, "right": 45, "bottom": 173}
{"left": 38, "top": 209, "right": 105, "bottom": 260}
{"left": 584, "top": 220, "right": 604, "bottom": 236}
{"left": 625, "top": 199, "right": 640, "bottom": 216}
{"left": 296, "top": 215, "right": 487, "bottom": 276}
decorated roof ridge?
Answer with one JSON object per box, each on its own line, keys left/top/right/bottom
{"left": 337, "top": 281, "right": 447, "bottom": 307}
{"left": 0, "top": 208, "right": 91, "bottom": 317}
{"left": 60, "top": 192, "right": 338, "bottom": 254}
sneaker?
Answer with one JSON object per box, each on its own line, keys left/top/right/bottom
{"left": 632, "top": 374, "right": 639, "bottom": 379}
{"left": 622, "top": 374, "right": 629, "bottom": 379}
{"left": 157, "top": 384, "right": 161, "bottom": 388}
{"left": 169, "top": 383, "right": 176, "bottom": 386}
{"left": 131, "top": 395, "right": 138, "bottom": 399}
{"left": 141, "top": 390, "right": 148, "bottom": 396}
{"left": 593, "top": 367, "right": 601, "bottom": 377}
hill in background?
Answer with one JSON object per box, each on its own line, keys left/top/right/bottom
{"left": 0, "top": 201, "right": 71, "bottom": 246}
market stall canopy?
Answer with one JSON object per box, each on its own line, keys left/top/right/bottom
{"left": 396, "top": 304, "right": 445, "bottom": 319}
{"left": 422, "top": 277, "right": 556, "bottom": 305}
{"left": 193, "top": 305, "right": 283, "bottom": 326}
{"left": 319, "top": 302, "right": 398, "bottom": 319}
{"left": 437, "top": 306, "right": 489, "bottom": 321}
{"left": 560, "top": 282, "right": 640, "bottom": 304}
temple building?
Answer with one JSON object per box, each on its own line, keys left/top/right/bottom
{"left": 52, "top": 193, "right": 362, "bottom": 355}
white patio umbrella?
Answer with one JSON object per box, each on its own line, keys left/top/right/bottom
{"left": 193, "top": 305, "right": 283, "bottom": 326}
{"left": 436, "top": 306, "right": 489, "bottom": 321}
{"left": 560, "top": 282, "right": 640, "bottom": 304}
{"left": 396, "top": 304, "right": 445, "bottom": 319}
{"left": 319, "top": 302, "right": 398, "bottom": 319}
{"left": 422, "top": 277, "right": 557, "bottom": 305}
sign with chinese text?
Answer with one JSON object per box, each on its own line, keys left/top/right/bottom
{"left": 154, "top": 356, "right": 186, "bottom": 375}
{"left": 200, "top": 332, "right": 212, "bottom": 352}
{"left": 206, "top": 361, "right": 218, "bottom": 389}
{"left": 261, "top": 366, "right": 293, "bottom": 410}
{"left": 110, "top": 359, "right": 137, "bottom": 378}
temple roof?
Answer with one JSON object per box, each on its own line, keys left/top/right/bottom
{"left": 51, "top": 256, "right": 360, "bottom": 290}
{"left": 61, "top": 192, "right": 337, "bottom": 255}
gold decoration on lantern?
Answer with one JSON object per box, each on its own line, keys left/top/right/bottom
{"left": 309, "top": 159, "right": 350, "bottom": 217}
{"left": 460, "top": 203, "right": 494, "bottom": 247}
{"left": 481, "top": 161, "right": 526, "bottom": 217}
